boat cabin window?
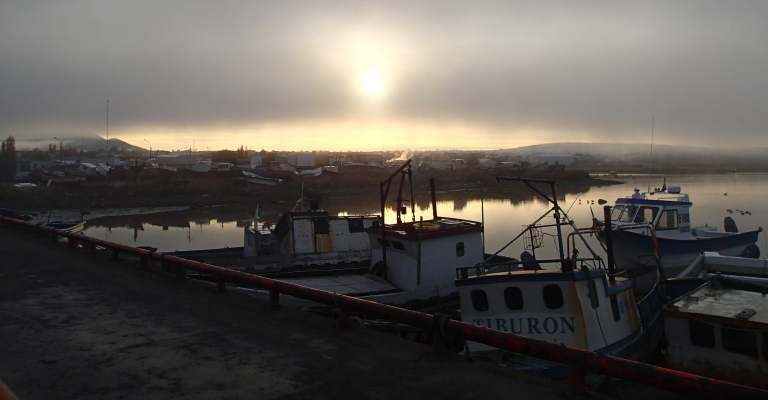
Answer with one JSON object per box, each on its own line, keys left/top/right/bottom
{"left": 656, "top": 209, "right": 678, "bottom": 231}
{"left": 543, "top": 284, "right": 564, "bottom": 309}
{"left": 618, "top": 205, "right": 637, "bottom": 222}
{"left": 633, "top": 206, "right": 659, "bottom": 224}
{"left": 376, "top": 238, "right": 391, "bottom": 247}
{"left": 722, "top": 327, "right": 758, "bottom": 357}
{"left": 504, "top": 287, "right": 524, "bottom": 310}
{"left": 471, "top": 290, "right": 489, "bottom": 311}
{"left": 314, "top": 220, "right": 330, "bottom": 235}
{"left": 347, "top": 219, "right": 365, "bottom": 233}
{"left": 587, "top": 280, "right": 599, "bottom": 309}
{"left": 610, "top": 206, "right": 625, "bottom": 221}
{"left": 610, "top": 295, "right": 621, "bottom": 321}
{"left": 456, "top": 242, "right": 465, "bottom": 257}
{"left": 392, "top": 241, "right": 405, "bottom": 250}
{"left": 689, "top": 320, "right": 715, "bottom": 348}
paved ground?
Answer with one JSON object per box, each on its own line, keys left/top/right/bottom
{"left": 0, "top": 225, "right": 571, "bottom": 400}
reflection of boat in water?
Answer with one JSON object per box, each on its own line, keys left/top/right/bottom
{"left": 242, "top": 171, "right": 283, "bottom": 185}
{"left": 456, "top": 177, "right": 664, "bottom": 378}
{"left": 597, "top": 185, "right": 762, "bottom": 276}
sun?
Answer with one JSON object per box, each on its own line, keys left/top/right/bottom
{"left": 359, "top": 70, "right": 387, "bottom": 102}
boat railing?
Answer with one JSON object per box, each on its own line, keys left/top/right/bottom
{"left": 456, "top": 256, "right": 604, "bottom": 280}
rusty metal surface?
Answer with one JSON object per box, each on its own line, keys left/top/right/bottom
{"left": 2, "top": 215, "right": 768, "bottom": 400}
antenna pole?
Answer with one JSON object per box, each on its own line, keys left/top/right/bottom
{"left": 647, "top": 116, "right": 654, "bottom": 192}
{"left": 106, "top": 97, "right": 110, "bottom": 164}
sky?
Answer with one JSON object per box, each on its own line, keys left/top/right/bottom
{"left": 1, "top": 1, "right": 767, "bottom": 152}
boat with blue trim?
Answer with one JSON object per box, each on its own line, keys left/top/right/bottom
{"left": 455, "top": 177, "right": 664, "bottom": 378}
{"left": 598, "top": 185, "right": 762, "bottom": 277}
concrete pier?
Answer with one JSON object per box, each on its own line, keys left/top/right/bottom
{"left": 0, "top": 228, "right": 569, "bottom": 400}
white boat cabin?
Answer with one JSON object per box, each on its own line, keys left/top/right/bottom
{"left": 457, "top": 268, "right": 650, "bottom": 356}
{"left": 366, "top": 218, "right": 484, "bottom": 292}
{"left": 244, "top": 211, "right": 379, "bottom": 266}
{"left": 609, "top": 185, "right": 696, "bottom": 239}
{"left": 78, "top": 163, "right": 100, "bottom": 176}
{"left": 663, "top": 278, "right": 768, "bottom": 389}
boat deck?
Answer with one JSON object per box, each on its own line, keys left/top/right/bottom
{"left": 281, "top": 274, "right": 398, "bottom": 295}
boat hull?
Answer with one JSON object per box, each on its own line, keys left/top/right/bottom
{"left": 44, "top": 221, "right": 86, "bottom": 233}
{"left": 598, "top": 229, "right": 760, "bottom": 275}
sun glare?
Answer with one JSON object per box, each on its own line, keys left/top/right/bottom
{"left": 359, "top": 70, "right": 387, "bottom": 102}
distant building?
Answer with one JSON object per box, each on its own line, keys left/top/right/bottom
{"left": 527, "top": 153, "right": 575, "bottom": 166}
{"left": 250, "top": 155, "right": 263, "bottom": 167}
{"left": 477, "top": 159, "right": 497, "bottom": 169}
{"left": 287, "top": 154, "right": 316, "bottom": 168}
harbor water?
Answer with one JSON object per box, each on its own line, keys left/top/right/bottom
{"left": 81, "top": 174, "right": 768, "bottom": 262}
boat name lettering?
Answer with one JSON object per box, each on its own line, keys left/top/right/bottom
{"left": 474, "top": 317, "right": 575, "bottom": 335}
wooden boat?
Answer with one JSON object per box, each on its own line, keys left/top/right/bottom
{"left": 242, "top": 170, "right": 283, "bottom": 185}
{"left": 597, "top": 185, "right": 762, "bottom": 276}
{"left": 456, "top": 177, "right": 664, "bottom": 378}
{"left": 44, "top": 220, "right": 86, "bottom": 233}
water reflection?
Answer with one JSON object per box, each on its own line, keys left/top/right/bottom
{"left": 83, "top": 174, "right": 768, "bottom": 259}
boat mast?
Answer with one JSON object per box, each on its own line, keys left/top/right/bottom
{"left": 106, "top": 97, "right": 109, "bottom": 165}
{"left": 647, "top": 116, "right": 654, "bottom": 193}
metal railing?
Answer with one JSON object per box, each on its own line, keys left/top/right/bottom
{"left": 2, "top": 215, "right": 767, "bottom": 399}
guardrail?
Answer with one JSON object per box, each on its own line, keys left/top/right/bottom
{"left": 2, "top": 215, "right": 767, "bottom": 399}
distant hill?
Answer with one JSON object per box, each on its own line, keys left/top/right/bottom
{"left": 501, "top": 142, "right": 768, "bottom": 157}
{"left": 20, "top": 136, "right": 146, "bottom": 153}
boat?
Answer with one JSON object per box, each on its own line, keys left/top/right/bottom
{"left": 663, "top": 273, "right": 768, "bottom": 389}
{"left": 40, "top": 171, "right": 85, "bottom": 185}
{"left": 242, "top": 170, "right": 283, "bottom": 186}
{"left": 232, "top": 160, "right": 485, "bottom": 312}
{"left": 297, "top": 167, "right": 323, "bottom": 178}
{"left": 44, "top": 220, "right": 86, "bottom": 233}
{"left": 13, "top": 183, "right": 38, "bottom": 191}
{"left": 455, "top": 177, "right": 665, "bottom": 378}
{"left": 0, "top": 208, "right": 35, "bottom": 222}
{"left": 597, "top": 185, "right": 762, "bottom": 277}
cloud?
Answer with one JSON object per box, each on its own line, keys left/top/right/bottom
{"left": 1, "top": 1, "right": 767, "bottom": 149}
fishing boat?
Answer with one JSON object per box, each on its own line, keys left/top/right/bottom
{"left": 242, "top": 170, "right": 283, "bottom": 185}
{"left": 597, "top": 185, "right": 762, "bottom": 277}
{"left": 455, "top": 177, "right": 665, "bottom": 378}
{"left": 233, "top": 160, "right": 485, "bottom": 312}
{"left": 663, "top": 273, "right": 768, "bottom": 389}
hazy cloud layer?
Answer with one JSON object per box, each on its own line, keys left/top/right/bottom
{"left": 2, "top": 1, "right": 767, "bottom": 149}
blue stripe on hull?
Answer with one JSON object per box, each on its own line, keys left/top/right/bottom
{"left": 599, "top": 230, "right": 759, "bottom": 254}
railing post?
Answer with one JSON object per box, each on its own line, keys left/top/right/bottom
{"left": 269, "top": 288, "right": 280, "bottom": 309}
{"left": 216, "top": 275, "right": 226, "bottom": 293}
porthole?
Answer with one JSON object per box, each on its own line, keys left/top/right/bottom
{"left": 543, "top": 284, "right": 563, "bottom": 309}
{"left": 471, "top": 290, "right": 489, "bottom": 312}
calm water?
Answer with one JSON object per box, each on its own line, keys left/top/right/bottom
{"left": 82, "top": 174, "right": 768, "bottom": 261}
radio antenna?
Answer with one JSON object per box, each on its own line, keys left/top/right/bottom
{"left": 647, "top": 116, "right": 655, "bottom": 192}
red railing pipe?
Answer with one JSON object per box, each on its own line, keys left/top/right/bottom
{"left": 1, "top": 215, "right": 766, "bottom": 400}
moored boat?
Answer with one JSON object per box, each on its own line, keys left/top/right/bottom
{"left": 242, "top": 170, "right": 283, "bottom": 185}
{"left": 44, "top": 220, "right": 86, "bottom": 233}
{"left": 456, "top": 177, "right": 664, "bottom": 377}
{"left": 597, "top": 185, "right": 762, "bottom": 277}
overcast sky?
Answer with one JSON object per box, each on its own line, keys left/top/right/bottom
{"left": 1, "top": 1, "right": 767, "bottom": 151}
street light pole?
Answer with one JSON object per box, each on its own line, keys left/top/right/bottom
{"left": 144, "top": 139, "right": 152, "bottom": 162}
